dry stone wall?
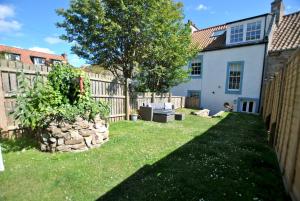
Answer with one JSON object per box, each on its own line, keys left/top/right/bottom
{"left": 40, "top": 116, "right": 109, "bottom": 152}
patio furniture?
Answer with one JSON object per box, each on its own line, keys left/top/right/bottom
{"left": 175, "top": 113, "right": 185, "bottom": 121}
{"left": 139, "top": 103, "right": 175, "bottom": 123}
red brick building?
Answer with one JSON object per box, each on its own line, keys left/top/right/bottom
{"left": 0, "top": 45, "right": 68, "bottom": 65}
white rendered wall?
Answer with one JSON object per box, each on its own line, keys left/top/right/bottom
{"left": 171, "top": 64, "right": 203, "bottom": 97}
{"left": 172, "top": 44, "right": 265, "bottom": 114}
{"left": 201, "top": 44, "right": 265, "bottom": 114}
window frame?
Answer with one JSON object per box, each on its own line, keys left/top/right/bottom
{"left": 189, "top": 55, "right": 203, "bottom": 79}
{"left": 225, "top": 61, "right": 244, "bottom": 94}
{"left": 32, "top": 57, "right": 46, "bottom": 65}
{"left": 237, "top": 97, "right": 259, "bottom": 113}
{"left": 51, "top": 59, "right": 62, "bottom": 65}
{"left": 5, "top": 53, "right": 21, "bottom": 61}
{"left": 246, "top": 21, "right": 262, "bottom": 41}
{"left": 230, "top": 24, "right": 244, "bottom": 44}
{"left": 211, "top": 29, "right": 226, "bottom": 37}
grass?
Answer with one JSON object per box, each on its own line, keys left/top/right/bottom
{"left": 0, "top": 109, "right": 289, "bottom": 201}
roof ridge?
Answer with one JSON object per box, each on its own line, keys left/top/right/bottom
{"left": 283, "top": 11, "right": 300, "bottom": 17}
{"left": 194, "top": 24, "right": 227, "bottom": 33}
{"left": 0, "top": 44, "right": 62, "bottom": 57}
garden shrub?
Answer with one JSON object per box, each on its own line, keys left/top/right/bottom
{"left": 14, "top": 64, "right": 110, "bottom": 129}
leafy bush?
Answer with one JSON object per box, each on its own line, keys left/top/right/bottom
{"left": 14, "top": 64, "right": 110, "bottom": 129}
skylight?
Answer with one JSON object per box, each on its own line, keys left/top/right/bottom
{"left": 211, "top": 30, "right": 226, "bottom": 37}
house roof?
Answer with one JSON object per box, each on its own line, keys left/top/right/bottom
{"left": 192, "top": 24, "right": 228, "bottom": 51}
{"left": 270, "top": 11, "right": 300, "bottom": 52}
{"left": 0, "top": 45, "right": 67, "bottom": 65}
{"left": 192, "top": 13, "right": 270, "bottom": 51}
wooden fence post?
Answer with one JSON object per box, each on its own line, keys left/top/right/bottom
{"left": 0, "top": 71, "right": 8, "bottom": 131}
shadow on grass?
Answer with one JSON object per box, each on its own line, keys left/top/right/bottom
{"left": 0, "top": 135, "right": 38, "bottom": 153}
{"left": 97, "top": 113, "right": 289, "bottom": 201}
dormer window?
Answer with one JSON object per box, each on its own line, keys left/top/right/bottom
{"left": 32, "top": 57, "right": 46, "bottom": 65}
{"left": 211, "top": 29, "right": 226, "bottom": 37}
{"left": 4, "top": 53, "right": 21, "bottom": 61}
{"left": 51, "top": 59, "right": 62, "bottom": 65}
{"left": 230, "top": 25, "right": 244, "bottom": 43}
{"left": 246, "top": 21, "right": 261, "bottom": 41}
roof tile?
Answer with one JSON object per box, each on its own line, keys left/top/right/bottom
{"left": 270, "top": 11, "right": 300, "bottom": 52}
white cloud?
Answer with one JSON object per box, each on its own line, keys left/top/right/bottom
{"left": 0, "top": 4, "right": 22, "bottom": 33}
{"left": 0, "top": 5, "right": 14, "bottom": 19}
{"left": 29, "top": 47, "right": 55, "bottom": 54}
{"left": 44, "top": 36, "right": 63, "bottom": 45}
{"left": 196, "top": 4, "right": 208, "bottom": 11}
{"left": 0, "top": 20, "right": 21, "bottom": 32}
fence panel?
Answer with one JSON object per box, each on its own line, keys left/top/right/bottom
{"left": 0, "top": 60, "right": 185, "bottom": 135}
{"left": 262, "top": 48, "right": 300, "bottom": 201}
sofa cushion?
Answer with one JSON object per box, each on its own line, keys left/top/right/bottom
{"left": 164, "top": 103, "right": 173, "bottom": 110}
{"left": 148, "top": 103, "right": 165, "bottom": 110}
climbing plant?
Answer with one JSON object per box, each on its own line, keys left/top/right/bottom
{"left": 13, "top": 64, "right": 110, "bottom": 129}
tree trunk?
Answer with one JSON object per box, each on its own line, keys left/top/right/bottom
{"left": 151, "top": 92, "right": 155, "bottom": 103}
{"left": 125, "top": 78, "right": 130, "bottom": 120}
{"left": 168, "top": 91, "right": 172, "bottom": 103}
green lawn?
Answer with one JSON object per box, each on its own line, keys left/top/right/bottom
{"left": 0, "top": 109, "right": 289, "bottom": 201}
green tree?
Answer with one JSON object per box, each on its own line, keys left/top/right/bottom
{"left": 56, "top": 0, "right": 195, "bottom": 119}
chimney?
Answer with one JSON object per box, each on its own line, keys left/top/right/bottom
{"left": 271, "top": 0, "right": 285, "bottom": 24}
{"left": 188, "top": 20, "right": 199, "bottom": 33}
{"left": 61, "top": 53, "right": 68, "bottom": 63}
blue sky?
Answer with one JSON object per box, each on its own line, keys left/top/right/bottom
{"left": 0, "top": 0, "right": 299, "bottom": 67}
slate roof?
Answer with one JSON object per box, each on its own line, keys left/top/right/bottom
{"left": 270, "top": 11, "right": 300, "bottom": 52}
{"left": 0, "top": 45, "right": 67, "bottom": 65}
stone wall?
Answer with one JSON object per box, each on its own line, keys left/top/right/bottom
{"left": 265, "top": 50, "right": 295, "bottom": 79}
{"left": 40, "top": 116, "right": 109, "bottom": 152}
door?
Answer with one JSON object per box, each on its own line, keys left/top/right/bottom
{"left": 186, "top": 91, "right": 201, "bottom": 109}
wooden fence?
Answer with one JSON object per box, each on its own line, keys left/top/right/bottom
{"left": 0, "top": 59, "right": 185, "bottom": 136}
{"left": 262, "top": 48, "right": 300, "bottom": 201}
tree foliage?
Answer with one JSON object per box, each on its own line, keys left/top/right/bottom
{"left": 57, "top": 0, "right": 197, "bottom": 118}
{"left": 56, "top": 0, "right": 196, "bottom": 86}
{"left": 13, "top": 64, "right": 110, "bottom": 129}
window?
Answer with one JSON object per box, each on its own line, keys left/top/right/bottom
{"left": 238, "top": 98, "right": 258, "bottom": 113}
{"left": 189, "top": 55, "right": 203, "bottom": 77}
{"left": 5, "top": 53, "right": 21, "bottom": 61}
{"left": 188, "top": 91, "right": 200, "bottom": 98}
{"left": 32, "top": 57, "right": 46, "bottom": 65}
{"left": 211, "top": 29, "right": 226, "bottom": 37}
{"left": 225, "top": 61, "right": 244, "bottom": 94}
{"left": 246, "top": 21, "right": 261, "bottom": 41}
{"left": 51, "top": 59, "right": 62, "bottom": 65}
{"left": 191, "top": 62, "right": 202, "bottom": 76}
{"left": 230, "top": 25, "right": 243, "bottom": 43}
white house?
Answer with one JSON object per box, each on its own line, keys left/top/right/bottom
{"left": 172, "top": 0, "right": 289, "bottom": 115}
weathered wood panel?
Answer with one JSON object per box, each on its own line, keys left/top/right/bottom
{"left": 262, "top": 48, "right": 300, "bottom": 201}
{"left": 185, "top": 97, "right": 200, "bottom": 109}
{"left": 0, "top": 60, "right": 185, "bottom": 133}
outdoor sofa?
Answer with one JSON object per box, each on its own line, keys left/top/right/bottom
{"left": 139, "top": 103, "right": 175, "bottom": 123}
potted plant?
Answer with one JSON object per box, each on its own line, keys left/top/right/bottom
{"left": 130, "top": 109, "right": 139, "bottom": 122}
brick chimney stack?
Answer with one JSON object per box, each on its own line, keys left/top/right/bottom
{"left": 61, "top": 53, "right": 68, "bottom": 63}
{"left": 271, "top": 0, "right": 285, "bottom": 25}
